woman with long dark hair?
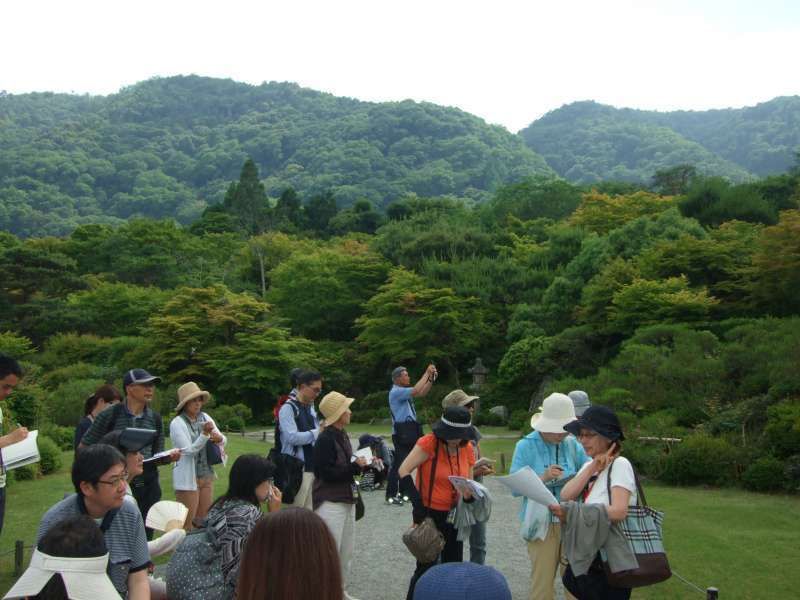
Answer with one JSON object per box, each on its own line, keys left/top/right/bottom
{"left": 397, "top": 405, "right": 478, "bottom": 600}
{"left": 166, "top": 454, "right": 281, "bottom": 600}
{"left": 74, "top": 384, "right": 120, "bottom": 450}
{"left": 236, "top": 507, "right": 343, "bottom": 600}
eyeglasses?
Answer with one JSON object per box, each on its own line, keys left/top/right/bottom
{"left": 578, "top": 431, "right": 598, "bottom": 440}
{"left": 97, "top": 471, "right": 129, "bottom": 488}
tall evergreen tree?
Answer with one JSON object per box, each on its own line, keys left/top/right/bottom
{"left": 223, "top": 159, "right": 271, "bottom": 236}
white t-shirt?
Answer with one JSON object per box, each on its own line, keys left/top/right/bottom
{"left": 579, "top": 456, "right": 637, "bottom": 506}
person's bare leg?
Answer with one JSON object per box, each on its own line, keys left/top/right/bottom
{"left": 195, "top": 477, "right": 214, "bottom": 522}
{"left": 174, "top": 489, "right": 199, "bottom": 530}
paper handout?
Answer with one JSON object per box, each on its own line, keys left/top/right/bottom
{"left": 354, "top": 447, "right": 374, "bottom": 464}
{"left": 143, "top": 448, "right": 183, "bottom": 464}
{"left": 1, "top": 430, "right": 40, "bottom": 470}
{"left": 448, "top": 476, "right": 488, "bottom": 498}
{"left": 496, "top": 466, "right": 558, "bottom": 506}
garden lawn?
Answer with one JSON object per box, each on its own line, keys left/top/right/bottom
{"left": 2, "top": 434, "right": 798, "bottom": 600}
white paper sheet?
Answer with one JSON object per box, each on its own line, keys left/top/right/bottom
{"left": 354, "top": 447, "right": 374, "bottom": 464}
{"left": 447, "top": 476, "right": 487, "bottom": 498}
{"left": 2, "top": 430, "right": 40, "bottom": 470}
{"left": 496, "top": 465, "right": 558, "bottom": 506}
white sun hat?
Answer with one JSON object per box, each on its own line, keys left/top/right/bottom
{"left": 3, "top": 548, "right": 121, "bottom": 600}
{"left": 530, "top": 393, "right": 577, "bottom": 433}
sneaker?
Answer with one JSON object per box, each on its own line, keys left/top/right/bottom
{"left": 344, "top": 593, "right": 361, "bottom": 600}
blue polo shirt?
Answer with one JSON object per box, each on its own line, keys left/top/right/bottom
{"left": 389, "top": 385, "right": 416, "bottom": 434}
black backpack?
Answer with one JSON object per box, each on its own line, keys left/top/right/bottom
{"left": 267, "top": 400, "right": 304, "bottom": 503}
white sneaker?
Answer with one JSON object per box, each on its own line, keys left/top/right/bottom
{"left": 344, "top": 592, "right": 361, "bottom": 600}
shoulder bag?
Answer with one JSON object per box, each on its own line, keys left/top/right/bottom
{"left": 402, "top": 439, "right": 445, "bottom": 564}
{"left": 602, "top": 460, "right": 672, "bottom": 588}
{"left": 390, "top": 396, "right": 423, "bottom": 447}
{"left": 202, "top": 414, "right": 224, "bottom": 466}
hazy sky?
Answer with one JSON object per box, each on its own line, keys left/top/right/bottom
{"left": 2, "top": 0, "right": 798, "bottom": 131}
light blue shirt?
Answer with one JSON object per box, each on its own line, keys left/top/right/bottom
{"left": 278, "top": 401, "right": 320, "bottom": 461}
{"left": 388, "top": 385, "right": 415, "bottom": 434}
{"left": 511, "top": 431, "right": 589, "bottom": 532}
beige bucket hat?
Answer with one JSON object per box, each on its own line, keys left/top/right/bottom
{"left": 530, "top": 392, "right": 577, "bottom": 433}
{"left": 319, "top": 391, "right": 355, "bottom": 426}
{"left": 441, "top": 389, "right": 479, "bottom": 409}
{"left": 175, "top": 381, "right": 211, "bottom": 413}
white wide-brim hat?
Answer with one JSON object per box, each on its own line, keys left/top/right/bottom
{"left": 530, "top": 393, "right": 577, "bottom": 433}
{"left": 4, "top": 548, "right": 121, "bottom": 600}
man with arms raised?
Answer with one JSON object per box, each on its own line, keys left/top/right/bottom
{"left": 385, "top": 364, "right": 437, "bottom": 505}
{"left": 38, "top": 444, "right": 150, "bottom": 599}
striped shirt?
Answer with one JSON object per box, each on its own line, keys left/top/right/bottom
{"left": 37, "top": 494, "right": 149, "bottom": 597}
{"left": 81, "top": 401, "right": 164, "bottom": 459}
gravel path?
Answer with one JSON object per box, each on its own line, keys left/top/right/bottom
{"left": 347, "top": 475, "right": 566, "bottom": 600}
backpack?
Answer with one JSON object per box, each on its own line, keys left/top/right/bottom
{"left": 166, "top": 515, "right": 231, "bottom": 600}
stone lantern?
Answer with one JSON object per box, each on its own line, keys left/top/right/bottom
{"left": 468, "top": 357, "right": 488, "bottom": 390}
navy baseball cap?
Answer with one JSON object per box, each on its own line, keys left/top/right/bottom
{"left": 123, "top": 369, "right": 161, "bottom": 388}
{"left": 564, "top": 405, "right": 625, "bottom": 441}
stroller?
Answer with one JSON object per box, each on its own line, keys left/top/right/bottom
{"left": 357, "top": 434, "right": 393, "bottom": 492}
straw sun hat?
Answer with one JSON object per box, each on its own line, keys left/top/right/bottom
{"left": 530, "top": 393, "right": 577, "bottom": 433}
{"left": 319, "top": 391, "right": 355, "bottom": 426}
{"left": 175, "top": 382, "right": 211, "bottom": 413}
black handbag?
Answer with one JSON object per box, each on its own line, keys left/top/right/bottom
{"left": 267, "top": 447, "right": 304, "bottom": 504}
{"left": 205, "top": 441, "right": 223, "bottom": 466}
{"left": 602, "top": 461, "right": 672, "bottom": 588}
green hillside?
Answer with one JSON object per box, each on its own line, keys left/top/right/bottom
{"left": 0, "top": 76, "right": 554, "bottom": 237}
{"left": 520, "top": 97, "right": 800, "bottom": 184}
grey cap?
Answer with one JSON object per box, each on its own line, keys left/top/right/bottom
{"left": 391, "top": 366, "right": 408, "bottom": 381}
{"left": 568, "top": 390, "right": 591, "bottom": 416}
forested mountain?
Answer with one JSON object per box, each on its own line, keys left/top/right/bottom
{"left": 520, "top": 97, "right": 800, "bottom": 184}
{"left": 0, "top": 76, "right": 554, "bottom": 237}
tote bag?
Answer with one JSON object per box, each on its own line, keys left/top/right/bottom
{"left": 602, "top": 461, "right": 672, "bottom": 588}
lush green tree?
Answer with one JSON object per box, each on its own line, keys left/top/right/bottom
{"left": 569, "top": 191, "right": 679, "bottom": 235}
{"left": 145, "top": 285, "right": 269, "bottom": 381}
{"left": 305, "top": 191, "right": 339, "bottom": 235}
{"left": 746, "top": 210, "right": 800, "bottom": 315}
{"left": 355, "top": 268, "right": 489, "bottom": 384}
{"left": 328, "top": 199, "right": 384, "bottom": 235}
{"left": 222, "top": 159, "right": 271, "bottom": 236}
{"left": 268, "top": 241, "right": 389, "bottom": 340}
{"left": 489, "top": 176, "right": 582, "bottom": 221}
{"left": 650, "top": 164, "right": 697, "bottom": 195}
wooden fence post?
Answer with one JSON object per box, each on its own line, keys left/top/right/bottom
{"left": 14, "top": 540, "right": 24, "bottom": 576}
{"left": 262, "top": 430, "right": 267, "bottom": 442}
{"left": 707, "top": 587, "right": 719, "bottom": 599}
{"left": 499, "top": 453, "right": 506, "bottom": 474}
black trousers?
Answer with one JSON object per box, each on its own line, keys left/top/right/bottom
{"left": 406, "top": 508, "right": 462, "bottom": 600}
{"left": 386, "top": 435, "right": 415, "bottom": 499}
{"left": 131, "top": 471, "right": 162, "bottom": 540}
{"left": 563, "top": 562, "right": 632, "bottom": 600}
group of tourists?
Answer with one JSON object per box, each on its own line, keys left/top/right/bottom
{"left": 1, "top": 352, "right": 642, "bottom": 600}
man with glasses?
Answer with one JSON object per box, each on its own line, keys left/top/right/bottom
{"left": 278, "top": 369, "right": 324, "bottom": 509}
{"left": 81, "top": 368, "right": 179, "bottom": 538}
{"left": 37, "top": 444, "right": 150, "bottom": 599}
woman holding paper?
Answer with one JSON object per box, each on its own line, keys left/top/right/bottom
{"left": 398, "top": 405, "right": 477, "bottom": 600}
{"left": 170, "top": 382, "right": 226, "bottom": 529}
{"left": 510, "top": 392, "right": 588, "bottom": 600}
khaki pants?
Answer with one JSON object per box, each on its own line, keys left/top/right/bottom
{"left": 527, "top": 522, "right": 576, "bottom": 600}
{"left": 285, "top": 471, "right": 314, "bottom": 510}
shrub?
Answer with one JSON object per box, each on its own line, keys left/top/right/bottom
{"left": 6, "top": 384, "right": 45, "bottom": 428}
{"left": 38, "top": 436, "right": 63, "bottom": 475}
{"left": 46, "top": 378, "right": 104, "bottom": 427}
{"left": 227, "top": 416, "right": 245, "bottom": 432}
{"left": 13, "top": 465, "right": 36, "bottom": 481}
{"left": 624, "top": 439, "right": 668, "bottom": 480}
{"left": 231, "top": 403, "right": 253, "bottom": 424}
{"left": 474, "top": 411, "right": 506, "bottom": 427}
{"left": 661, "top": 434, "right": 741, "bottom": 486}
{"left": 213, "top": 405, "right": 236, "bottom": 430}
{"left": 40, "top": 423, "right": 75, "bottom": 451}
{"left": 763, "top": 400, "right": 800, "bottom": 459}
{"left": 508, "top": 409, "right": 532, "bottom": 432}
{"left": 742, "top": 456, "right": 786, "bottom": 492}
{"left": 784, "top": 454, "right": 800, "bottom": 492}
